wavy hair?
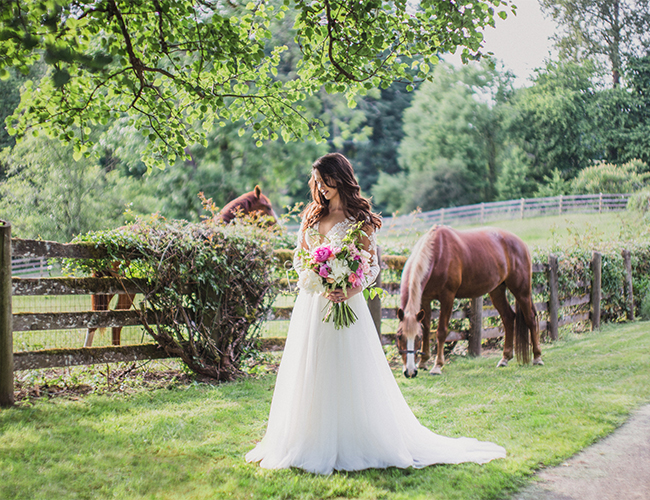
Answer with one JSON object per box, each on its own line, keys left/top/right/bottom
{"left": 302, "top": 153, "right": 382, "bottom": 231}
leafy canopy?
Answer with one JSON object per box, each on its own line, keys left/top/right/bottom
{"left": 0, "top": 0, "right": 510, "bottom": 168}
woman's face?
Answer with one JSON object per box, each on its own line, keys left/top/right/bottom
{"left": 312, "top": 169, "right": 339, "bottom": 202}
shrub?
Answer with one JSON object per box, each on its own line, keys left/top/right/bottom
{"left": 640, "top": 288, "right": 650, "bottom": 321}
{"left": 628, "top": 189, "right": 650, "bottom": 215}
{"left": 68, "top": 213, "right": 278, "bottom": 381}
{"left": 571, "top": 159, "right": 650, "bottom": 194}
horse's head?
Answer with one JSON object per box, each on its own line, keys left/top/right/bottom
{"left": 396, "top": 308, "right": 425, "bottom": 378}
{"left": 219, "top": 185, "right": 278, "bottom": 225}
{"left": 248, "top": 185, "right": 277, "bottom": 226}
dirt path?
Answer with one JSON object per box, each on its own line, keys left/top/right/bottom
{"left": 513, "top": 404, "right": 650, "bottom": 500}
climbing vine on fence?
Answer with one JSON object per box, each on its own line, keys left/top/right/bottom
{"left": 66, "top": 213, "right": 280, "bottom": 381}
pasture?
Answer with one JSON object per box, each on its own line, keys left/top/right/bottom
{"left": 2, "top": 321, "right": 650, "bottom": 500}
{"left": 381, "top": 210, "right": 644, "bottom": 253}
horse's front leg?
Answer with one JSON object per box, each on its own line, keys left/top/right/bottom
{"left": 418, "top": 301, "right": 432, "bottom": 369}
{"left": 430, "top": 295, "right": 454, "bottom": 376}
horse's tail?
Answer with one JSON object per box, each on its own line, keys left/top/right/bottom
{"left": 514, "top": 301, "right": 533, "bottom": 365}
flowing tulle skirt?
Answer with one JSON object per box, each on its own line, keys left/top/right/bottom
{"left": 245, "top": 291, "right": 506, "bottom": 474}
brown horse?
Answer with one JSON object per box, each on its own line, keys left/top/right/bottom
{"left": 84, "top": 186, "right": 277, "bottom": 347}
{"left": 219, "top": 185, "right": 277, "bottom": 225}
{"left": 396, "top": 225, "right": 543, "bottom": 377}
{"left": 83, "top": 263, "right": 135, "bottom": 347}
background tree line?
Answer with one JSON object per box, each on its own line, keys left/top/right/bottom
{"left": 1, "top": 0, "right": 650, "bottom": 242}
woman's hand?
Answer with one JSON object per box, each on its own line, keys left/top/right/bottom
{"left": 325, "top": 286, "right": 362, "bottom": 303}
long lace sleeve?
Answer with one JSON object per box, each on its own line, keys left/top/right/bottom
{"left": 360, "top": 227, "right": 380, "bottom": 290}
{"left": 292, "top": 222, "right": 307, "bottom": 276}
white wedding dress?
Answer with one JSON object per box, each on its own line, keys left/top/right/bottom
{"left": 245, "top": 217, "right": 506, "bottom": 474}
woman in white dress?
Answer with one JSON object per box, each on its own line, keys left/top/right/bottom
{"left": 246, "top": 153, "right": 506, "bottom": 474}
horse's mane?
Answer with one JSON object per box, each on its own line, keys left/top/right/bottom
{"left": 402, "top": 225, "right": 438, "bottom": 315}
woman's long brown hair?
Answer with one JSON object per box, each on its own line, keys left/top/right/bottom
{"left": 302, "top": 153, "right": 382, "bottom": 231}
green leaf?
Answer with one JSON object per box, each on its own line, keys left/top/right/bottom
{"left": 52, "top": 68, "right": 71, "bottom": 87}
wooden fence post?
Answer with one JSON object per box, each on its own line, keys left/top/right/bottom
{"left": 591, "top": 251, "right": 602, "bottom": 331}
{"left": 468, "top": 296, "right": 483, "bottom": 357}
{"left": 519, "top": 198, "right": 525, "bottom": 219}
{"left": 0, "top": 220, "right": 14, "bottom": 407}
{"left": 558, "top": 194, "right": 563, "bottom": 215}
{"left": 599, "top": 192, "right": 603, "bottom": 213}
{"left": 547, "top": 254, "right": 559, "bottom": 341}
{"left": 368, "top": 247, "right": 382, "bottom": 338}
{"left": 622, "top": 249, "right": 634, "bottom": 321}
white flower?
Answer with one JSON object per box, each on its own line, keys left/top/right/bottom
{"left": 298, "top": 269, "right": 326, "bottom": 295}
{"left": 329, "top": 259, "right": 351, "bottom": 283}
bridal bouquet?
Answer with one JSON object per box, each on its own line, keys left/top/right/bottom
{"left": 296, "top": 221, "right": 381, "bottom": 329}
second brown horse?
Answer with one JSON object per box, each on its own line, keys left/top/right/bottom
{"left": 85, "top": 186, "right": 277, "bottom": 347}
{"left": 397, "top": 225, "right": 543, "bottom": 377}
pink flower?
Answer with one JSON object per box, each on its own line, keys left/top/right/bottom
{"left": 318, "top": 264, "right": 331, "bottom": 278}
{"left": 348, "top": 273, "right": 362, "bottom": 288}
{"left": 312, "top": 245, "right": 333, "bottom": 263}
{"left": 328, "top": 247, "right": 340, "bottom": 260}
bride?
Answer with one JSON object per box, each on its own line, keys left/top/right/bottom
{"left": 246, "top": 153, "right": 506, "bottom": 474}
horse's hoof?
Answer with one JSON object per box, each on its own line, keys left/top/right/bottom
{"left": 429, "top": 365, "right": 443, "bottom": 376}
{"left": 496, "top": 358, "right": 509, "bottom": 368}
{"left": 533, "top": 357, "right": 544, "bottom": 366}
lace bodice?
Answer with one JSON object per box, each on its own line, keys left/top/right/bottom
{"left": 293, "top": 216, "right": 380, "bottom": 291}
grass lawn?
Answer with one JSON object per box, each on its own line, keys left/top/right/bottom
{"left": 2, "top": 321, "right": 650, "bottom": 500}
{"left": 381, "top": 210, "right": 645, "bottom": 252}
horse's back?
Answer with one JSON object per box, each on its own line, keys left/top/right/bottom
{"left": 414, "top": 226, "right": 531, "bottom": 299}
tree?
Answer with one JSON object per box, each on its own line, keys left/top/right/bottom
{"left": 392, "top": 60, "right": 511, "bottom": 210}
{"left": 0, "top": 0, "right": 511, "bottom": 168}
{"left": 0, "top": 134, "right": 158, "bottom": 241}
{"left": 589, "top": 55, "right": 650, "bottom": 164}
{"left": 540, "top": 0, "right": 650, "bottom": 86}
{"left": 503, "top": 60, "right": 596, "bottom": 183}
{"left": 351, "top": 82, "right": 416, "bottom": 195}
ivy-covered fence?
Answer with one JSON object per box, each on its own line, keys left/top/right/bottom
{"left": 0, "top": 216, "right": 279, "bottom": 407}
{"left": 268, "top": 243, "right": 643, "bottom": 352}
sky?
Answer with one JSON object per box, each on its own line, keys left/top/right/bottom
{"left": 448, "top": 0, "right": 560, "bottom": 87}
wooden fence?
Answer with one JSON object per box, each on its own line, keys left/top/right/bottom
{"left": 269, "top": 249, "right": 636, "bottom": 354}
{"left": 0, "top": 222, "right": 638, "bottom": 407}
{"left": 11, "top": 256, "right": 52, "bottom": 277}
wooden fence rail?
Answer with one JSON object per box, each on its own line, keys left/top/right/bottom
{"left": 0, "top": 231, "right": 639, "bottom": 408}
{"left": 11, "top": 256, "right": 52, "bottom": 277}
{"left": 263, "top": 250, "right": 634, "bottom": 353}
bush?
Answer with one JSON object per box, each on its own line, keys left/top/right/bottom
{"left": 628, "top": 189, "right": 650, "bottom": 215}
{"left": 68, "top": 213, "right": 279, "bottom": 381}
{"left": 571, "top": 159, "right": 650, "bottom": 194}
{"left": 640, "top": 288, "right": 650, "bottom": 321}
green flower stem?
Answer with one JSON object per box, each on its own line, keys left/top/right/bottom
{"left": 323, "top": 301, "right": 358, "bottom": 330}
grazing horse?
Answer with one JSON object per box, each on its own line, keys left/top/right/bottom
{"left": 396, "top": 225, "right": 543, "bottom": 377}
{"left": 218, "top": 185, "right": 277, "bottom": 225}
{"left": 84, "top": 186, "right": 277, "bottom": 347}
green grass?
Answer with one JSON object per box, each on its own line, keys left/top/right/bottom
{"left": 2, "top": 321, "right": 650, "bottom": 500}
{"left": 381, "top": 210, "right": 644, "bottom": 251}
